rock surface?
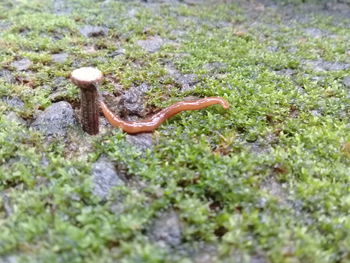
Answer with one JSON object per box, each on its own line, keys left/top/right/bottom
{"left": 52, "top": 53, "right": 69, "bottom": 63}
{"left": 137, "top": 36, "right": 164, "bottom": 53}
{"left": 1, "top": 96, "right": 25, "bottom": 109}
{"left": 30, "top": 101, "right": 76, "bottom": 137}
{"left": 0, "top": 70, "right": 15, "bottom": 84}
{"left": 150, "top": 210, "right": 182, "bottom": 247}
{"left": 4, "top": 111, "right": 27, "bottom": 126}
{"left": 118, "top": 83, "right": 150, "bottom": 117}
{"left": 10, "top": 58, "right": 32, "bottom": 71}
{"left": 343, "top": 76, "right": 350, "bottom": 88}
{"left": 303, "top": 60, "right": 350, "bottom": 72}
{"left": 126, "top": 133, "right": 153, "bottom": 151}
{"left": 165, "top": 63, "right": 199, "bottom": 91}
{"left": 91, "top": 157, "right": 125, "bottom": 200}
{"left": 79, "top": 25, "right": 108, "bottom": 37}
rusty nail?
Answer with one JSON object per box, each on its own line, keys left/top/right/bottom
{"left": 70, "top": 67, "right": 103, "bottom": 135}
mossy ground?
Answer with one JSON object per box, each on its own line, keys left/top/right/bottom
{"left": 1, "top": 0, "right": 350, "bottom": 262}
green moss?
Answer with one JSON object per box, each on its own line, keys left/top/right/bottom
{"left": 1, "top": 0, "right": 350, "bottom": 262}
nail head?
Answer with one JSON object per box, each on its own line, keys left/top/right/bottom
{"left": 71, "top": 67, "right": 103, "bottom": 88}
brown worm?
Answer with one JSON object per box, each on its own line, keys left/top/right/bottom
{"left": 100, "top": 97, "right": 230, "bottom": 134}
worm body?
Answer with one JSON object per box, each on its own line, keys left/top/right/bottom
{"left": 100, "top": 97, "right": 230, "bottom": 134}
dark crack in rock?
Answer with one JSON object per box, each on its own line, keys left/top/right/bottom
{"left": 126, "top": 133, "right": 153, "bottom": 151}
{"left": 118, "top": 83, "right": 150, "bottom": 117}
{"left": 1, "top": 96, "right": 25, "bottom": 109}
{"left": 52, "top": 53, "right": 68, "bottom": 63}
{"left": 150, "top": 210, "right": 182, "bottom": 248}
{"left": 137, "top": 36, "right": 164, "bottom": 53}
{"left": 31, "top": 101, "right": 76, "bottom": 138}
{"left": 92, "top": 157, "right": 125, "bottom": 200}
{"left": 343, "top": 76, "right": 350, "bottom": 88}
{"left": 79, "top": 25, "right": 108, "bottom": 37}
{"left": 10, "top": 58, "right": 32, "bottom": 71}
{"left": 303, "top": 60, "right": 350, "bottom": 72}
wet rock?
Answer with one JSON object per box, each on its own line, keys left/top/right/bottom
{"left": 137, "top": 36, "right": 164, "bottom": 53}
{"left": 52, "top": 53, "right": 68, "bottom": 63}
{"left": 343, "top": 76, "right": 350, "bottom": 88}
{"left": 79, "top": 25, "right": 108, "bottom": 37}
{"left": 0, "top": 70, "right": 15, "bottom": 84}
{"left": 126, "top": 133, "right": 153, "bottom": 151}
{"left": 118, "top": 83, "right": 150, "bottom": 117}
{"left": 92, "top": 157, "right": 125, "bottom": 200}
{"left": 10, "top": 58, "right": 32, "bottom": 71}
{"left": 150, "top": 210, "right": 182, "bottom": 247}
{"left": 303, "top": 60, "right": 350, "bottom": 72}
{"left": 4, "top": 112, "right": 27, "bottom": 126}
{"left": 31, "top": 101, "right": 76, "bottom": 138}
{"left": 1, "top": 96, "right": 25, "bottom": 109}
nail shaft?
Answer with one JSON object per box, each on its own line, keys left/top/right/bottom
{"left": 70, "top": 67, "right": 103, "bottom": 135}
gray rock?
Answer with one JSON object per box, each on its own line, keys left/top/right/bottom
{"left": 203, "top": 62, "right": 227, "bottom": 73}
{"left": 4, "top": 112, "right": 26, "bottom": 125}
{"left": 126, "top": 133, "right": 153, "bottom": 151}
{"left": 193, "top": 244, "right": 218, "bottom": 263}
{"left": 1, "top": 96, "right": 25, "bottom": 109}
{"left": 92, "top": 157, "right": 124, "bottom": 200}
{"left": 150, "top": 210, "right": 182, "bottom": 247}
{"left": 137, "top": 36, "right": 164, "bottom": 53}
{"left": 165, "top": 63, "right": 199, "bottom": 91}
{"left": 343, "top": 76, "right": 350, "bottom": 88}
{"left": 53, "top": 0, "right": 71, "bottom": 14}
{"left": 10, "top": 58, "right": 32, "bottom": 71}
{"left": 175, "top": 73, "right": 199, "bottom": 91}
{"left": 30, "top": 101, "right": 76, "bottom": 137}
{"left": 303, "top": 60, "right": 350, "bottom": 72}
{"left": 109, "top": 48, "right": 126, "bottom": 57}
{"left": 79, "top": 25, "right": 108, "bottom": 37}
{"left": 48, "top": 77, "right": 70, "bottom": 101}
{"left": 0, "top": 70, "right": 15, "bottom": 84}
{"left": 304, "top": 28, "right": 324, "bottom": 38}
{"left": 275, "top": 69, "right": 295, "bottom": 77}
{"left": 0, "top": 255, "right": 18, "bottom": 263}
{"left": 52, "top": 53, "right": 68, "bottom": 63}
{"left": 1, "top": 193, "right": 14, "bottom": 217}
{"left": 119, "top": 83, "right": 150, "bottom": 117}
